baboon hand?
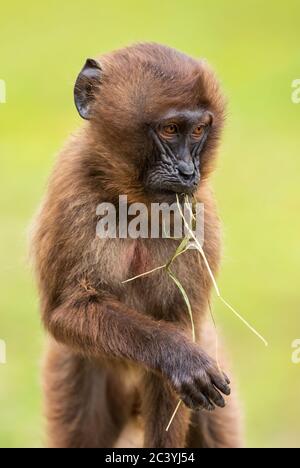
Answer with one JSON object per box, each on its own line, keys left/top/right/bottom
{"left": 163, "top": 344, "right": 231, "bottom": 411}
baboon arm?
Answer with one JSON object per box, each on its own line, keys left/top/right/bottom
{"left": 44, "top": 289, "right": 231, "bottom": 412}
{"left": 44, "top": 290, "right": 184, "bottom": 372}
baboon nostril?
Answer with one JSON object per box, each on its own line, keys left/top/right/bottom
{"left": 178, "top": 161, "right": 195, "bottom": 176}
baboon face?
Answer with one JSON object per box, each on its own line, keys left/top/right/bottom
{"left": 144, "top": 108, "right": 213, "bottom": 195}
{"left": 74, "top": 44, "right": 224, "bottom": 197}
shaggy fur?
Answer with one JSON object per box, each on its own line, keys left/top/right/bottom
{"left": 31, "top": 43, "right": 242, "bottom": 448}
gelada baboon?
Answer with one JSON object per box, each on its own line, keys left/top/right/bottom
{"left": 31, "top": 43, "right": 242, "bottom": 448}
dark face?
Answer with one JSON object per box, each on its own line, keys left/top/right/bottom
{"left": 145, "top": 109, "right": 213, "bottom": 195}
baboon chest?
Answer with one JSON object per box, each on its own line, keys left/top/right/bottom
{"left": 95, "top": 238, "right": 202, "bottom": 319}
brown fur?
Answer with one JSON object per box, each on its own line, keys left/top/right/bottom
{"left": 30, "top": 43, "right": 242, "bottom": 448}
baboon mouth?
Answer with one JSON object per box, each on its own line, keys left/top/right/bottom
{"left": 146, "top": 181, "right": 199, "bottom": 197}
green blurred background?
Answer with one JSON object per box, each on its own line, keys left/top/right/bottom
{"left": 0, "top": 0, "right": 299, "bottom": 448}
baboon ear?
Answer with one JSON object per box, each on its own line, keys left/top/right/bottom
{"left": 74, "top": 58, "right": 102, "bottom": 120}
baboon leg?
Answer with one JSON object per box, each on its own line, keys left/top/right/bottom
{"left": 44, "top": 342, "right": 130, "bottom": 448}
{"left": 142, "top": 371, "right": 191, "bottom": 448}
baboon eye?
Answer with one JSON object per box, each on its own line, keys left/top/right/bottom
{"left": 192, "top": 125, "right": 205, "bottom": 139}
{"left": 161, "top": 123, "right": 178, "bottom": 138}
